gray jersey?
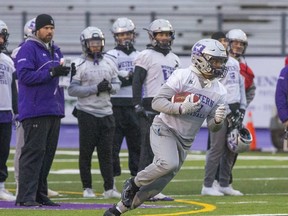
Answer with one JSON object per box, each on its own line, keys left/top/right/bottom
{"left": 68, "top": 55, "right": 121, "bottom": 117}
{"left": 106, "top": 49, "right": 139, "bottom": 98}
{"left": 135, "top": 49, "right": 180, "bottom": 98}
{"left": 0, "top": 53, "right": 15, "bottom": 111}
{"left": 152, "top": 65, "right": 227, "bottom": 146}
{"left": 218, "top": 56, "right": 246, "bottom": 112}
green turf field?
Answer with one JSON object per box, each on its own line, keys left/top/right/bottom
{"left": 3, "top": 149, "right": 288, "bottom": 216}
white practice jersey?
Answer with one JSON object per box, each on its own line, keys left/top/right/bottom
{"left": 135, "top": 49, "right": 180, "bottom": 98}
{"left": 106, "top": 49, "right": 139, "bottom": 98}
{"left": 218, "top": 56, "right": 246, "bottom": 111}
{"left": 157, "top": 65, "right": 227, "bottom": 142}
{"left": 0, "top": 53, "right": 15, "bottom": 111}
{"left": 69, "top": 55, "right": 121, "bottom": 117}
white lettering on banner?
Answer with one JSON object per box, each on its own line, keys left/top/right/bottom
{"left": 62, "top": 56, "right": 286, "bottom": 128}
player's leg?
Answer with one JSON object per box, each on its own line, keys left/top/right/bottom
{"left": 112, "top": 106, "right": 125, "bottom": 177}
{"left": 0, "top": 122, "right": 16, "bottom": 201}
{"left": 218, "top": 146, "right": 242, "bottom": 196}
{"left": 202, "top": 119, "right": 228, "bottom": 196}
{"left": 77, "top": 111, "right": 97, "bottom": 197}
{"left": 137, "top": 114, "right": 154, "bottom": 172}
{"left": 14, "top": 122, "right": 24, "bottom": 193}
{"left": 124, "top": 107, "right": 141, "bottom": 176}
{"left": 104, "top": 119, "right": 181, "bottom": 215}
{"left": 98, "top": 115, "right": 121, "bottom": 199}
{"left": 137, "top": 114, "right": 172, "bottom": 201}
{"left": 206, "top": 131, "right": 220, "bottom": 185}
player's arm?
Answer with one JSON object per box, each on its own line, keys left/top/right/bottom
{"left": 110, "top": 73, "right": 122, "bottom": 95}
{"left": 239, "top": 75, "right": 247, "bottom": 109}
{"left": 118, "top": 70, "right": 133, "bottom": 87}
{"left": 132, "top": 66, "right": 147, "bottom": 105}
{"left": 245, "top": 82, "right": 256, "bottom": 106}
{"left": 11, "top": 72, "right": 18, "bottom": 115}
{"left": 68, "top": 79, "right": 98, "bottom": 97}
{"left": 207, "top": 97, "right": 227, "bottom": 132}
{"left": 152, "top": 83, "right": 181, "bottom": 114}
{"left": 275, "top": 67, "right": 288, "bottom": 123}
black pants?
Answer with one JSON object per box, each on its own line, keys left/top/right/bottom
{"left": 112, "top": 106, "right": 141, "bottom": 177}
{"left": 77, "top": 111, "right": 115, "bottom": 191}
{"left": 16, "top": 116, "right": 60, "bottom": 203}
{"left": 137, "top": 113, "right": 156, "bottom": 172}
{"left": 0, "top": 122, "right": 12, "bottom": 182}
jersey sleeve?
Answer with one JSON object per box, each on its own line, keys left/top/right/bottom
{"left": 275, "top": 66, "right": 288, "bottom": 123}
{"left": 134, "top": 50, "right": 151, "bottom": 71}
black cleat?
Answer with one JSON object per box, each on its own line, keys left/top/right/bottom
{"left": 103, "top": 205, "right": 121, "bottom": 216}
{"left": 16, "top": 201, "right": 42, "bottom": 207}
{"left": 121, "top": 177, "right": 139, "bottom": 208}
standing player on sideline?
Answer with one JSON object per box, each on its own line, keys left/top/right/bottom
{"left": 226, "top": 29, "right": 256, "bottom": 106}
{"left": 103, "top": 38, "right": 228, "bottom": 216}
{"left": 106, "top": 18, "right": 141, "bottom": 188}
{"left": 201, "top": 32, "right": 246, "bottom": 196}
{"left": 11, "top": 17, "right": 59, "bottom": 198}
{"left": 0, "top": 20, "right": 17, "bottom": 201}
{"left": 226, "top": 29, "right": 256, "bottom": 186}
{"left": 132, "top": 19, "right": 180, "bottom": 201}
{"left": 68, "top": 26, "right": 121, "bottom": 199}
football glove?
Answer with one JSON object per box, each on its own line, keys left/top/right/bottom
{"left": 50, "top": 65, "right": 70, "bottom": 77}
{"left": 134, "top": 104, "right": 147, "bottom": 118}
{"left": 227, "top": 109, "right": 245, "bottom": 129}
{"left": 97, "top": 79, "right": 112, "bottom": 95}
{"left": 179, "top": 93, "right": 201, "bottom": 115}
{"left": 214, "top": 104, "right": 226, "bottom": 124}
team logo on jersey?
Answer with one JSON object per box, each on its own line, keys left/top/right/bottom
{"left": 229, "top": 72, "right": 236, "bottom": 79}
{"left": 119, "top": 61, "right": 133, "bottom": 72}
{"left": 192, "top": 43, "right": 205, "bottom": 56}
{"left": 0, "top": 71, "right": 8, "bottom": 84}
{"left": 162, "top": 65, "right": 176, "bottom": 81}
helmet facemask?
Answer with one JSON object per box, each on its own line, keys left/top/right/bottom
{"left": 145, "top": 19, "right": 175, "bottom": 51}
{"left": 149, "top": 31, "right": 174, "bottom": 50}
{"left": 80, "top": 27, "right": 105, "bottom": 65}
{"left": 111, "top": 17, "right": 136, "bottom": 50}
{"left": 227, "top": 127, "right": 252, "bottom": 153}
{"left": 84, "top": 38, "right": 105, "bottom": 64}
{"left": 229, "top": 40, "right": 247, "bottom": 58}
{"left": 24, "top": 18, "right": 36, "bottom": 38}
{"left": 201, "top": 53, "right": 228, "bottom": 79}
{"left": 114, "top": 31, "right": 135, "bottom": 49}
{"left": 0, "top": 28, "right": 9, "bottom": 52}
{"left": 191, "top": 39, "right": 228, "bottom": 80}
{"left": 226, "top": 29, "right": 248, "bottom": 58}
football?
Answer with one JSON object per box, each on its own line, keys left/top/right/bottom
{"left": 171, "top": 92, "right": 200, "bottom": 103}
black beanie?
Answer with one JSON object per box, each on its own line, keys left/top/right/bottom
{"left": 211, "top": 31, "right": 226, "bottom": 40}
{"left": 35, "top": 14, "right": 54, "bottom": 31}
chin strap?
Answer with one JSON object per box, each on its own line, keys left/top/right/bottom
{"left": 203, "top": 79, "right": 212, "bottom": 88}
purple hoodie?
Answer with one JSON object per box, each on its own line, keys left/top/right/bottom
{"left": 16, "top": 37, "right": 65, "bottom": 121}
{"left": 275, "top": 65, "right": 288, "bottom": 123}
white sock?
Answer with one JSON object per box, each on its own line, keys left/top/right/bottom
{"left": 134, "top": 177, "right": 141, "bottom": 188}
{"left": 116, "top": 201, "right": 129, "bottom": 213}
{"left": 0, "top": 182, "right": 5, "bottom": 190}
